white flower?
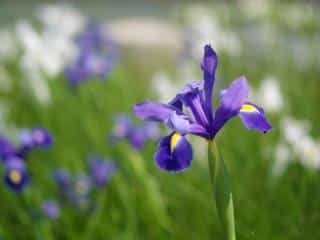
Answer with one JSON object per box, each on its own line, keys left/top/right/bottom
{"left": 254, "top": 76, "right": 284, "bottom": 113}
{"left": 282, "top": 117, "right": 310, "bottom": 146}
{"left": 36, "top": 3, "right": 85, "bottom": 38}
{"left": 152, "top": 72, "right": 177, "bottom": 103}
{"left": 295, "top": 135, "right": 320, "bottom": 170}
{"left": 184, "top": 4, "right": 242, "bottom": 58}
{"left": 273, "top": 142, "right": 291, "bottom": 177}
{"left": 15, "top": 20, "right": 77, "bottom": 77}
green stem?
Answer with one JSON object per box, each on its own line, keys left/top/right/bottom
{"left": 208, "top": 140, "right": 236, "bottom": 240}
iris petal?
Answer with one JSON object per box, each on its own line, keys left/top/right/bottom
{"left": 212, "top": 76, "right": 249, "bottom": 135}
{"left": 201, "top": 45, "right": 218, "bottom": 122}
{"left": 166, "top": 112, "right": 210, "bottom": 138}
{"left": 134, "top": 101, "right": 178, "bottom": 122}
{"left": 154, "top": 132, "right": 193, "bottom": 172}
{"left": 239, "top": 103, "right": 272, "bottom": 133}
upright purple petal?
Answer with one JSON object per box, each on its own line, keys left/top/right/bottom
{"left": 238, "top": 103, "right": 272, "bottom": 133}
{"left": 134, "top": 101, "right": 177, "bottom": 122}
{"left": 201, "top": 45, "right": 218, "bottom": 122}
{"left": 179, "top": 88, "right": 209, "bottom": 128}
{"left": 212, "top": 76, "right": 249, "bottom": 136}
{"left": 154, "top": 132, "right": 193, "bottom": 172}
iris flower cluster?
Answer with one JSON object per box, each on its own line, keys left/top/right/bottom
{"left": 134, "top": 45, "right": 272, "bottom": 172}
{"left": 110, "top": 114, "right": 160, "bottom": 150}
{"left": 65, "top": 22, "right": 119, "bottom": 87}
{"left": 0, "top": 128, "right": 53, "bottom": 191}
{"left": 53, "top": 155, "right": 116, "bottom": 211}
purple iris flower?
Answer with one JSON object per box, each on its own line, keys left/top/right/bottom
{"left": 110, "top": 114, "right": 134, "bottom": 143}
{"left": 19, "top": 128, "right": 53, "bottom": 150}
{"left": 110, "top": 114, "right": 160, "bottom": 150}
{"left": 0, "top": 135, "right": 17, "bottom": 161}
{"left": 53, "top": 169, "right": 72, "bottom": 190}
{"left": 42, "top": 200, "right": 60, "bottom": 219}
{"left": 134, "top": 45, "right": 272, "bottom": 172}
{"left": 88, "top": 156, "right": 116, "bottom": 187}
{"left": 4, "top": 157, "right": 29, "bottom": 191}
{"left": 65, "top": 22, "right": 119, "bottom": 87}
{"left": 0, "top": 128, "right": 53, "bottom": 161}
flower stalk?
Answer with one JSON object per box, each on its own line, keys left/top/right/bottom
{"left": 208, "top": 140, "right": 236, "bottom": 240}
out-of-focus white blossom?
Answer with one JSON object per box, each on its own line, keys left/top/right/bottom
{"left": 272, "top": 142, "right": 291, "bottom": 177}
{"left": 21, "top": 58, "right": 51, "bottom": 105}
{"left": 15, "top": 20, "right": 77, "bottom": 77}
{"left": 282, "top": 117, "right": 310, "bottom": 146}
{"left": 152, "top": 72, "right": 177, "bottom": 103}
{"left": 253, "top": 76, "right": 284, "bottom": 113}
{"left": 36, "top": 3, "right": 85, "bottom": 38}
{"left": 184, "top": 4, "right": 242, "bottom": 58}
{"left": 295, "top": 135, "right": 320, "bottom": 170}
{"left": 274, "top": 117, "right": 320, "bottom": 175}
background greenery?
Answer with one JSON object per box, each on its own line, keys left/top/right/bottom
{"left": 0, "top": 1, "right": 319, "bottom": 239}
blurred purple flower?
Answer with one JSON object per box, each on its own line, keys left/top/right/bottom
{"left": 4, "top": 157, "right": 29, "bottom": 191}
{"left": 53, "top": 169, "right": 72, "bottom": 190}
{"left": 0, "top": 135, "right": 16, "bottom": 161}
{"left": 110, "top": 114, "right": 160, "bottom": 150}
{"left": 134, "top": 45, "right": 272, "bottom": 172}
{"left": 88, "top": 156, "right": 116, "bottom": 187}
{"left": 42, "top": 200, "right": 60, "bottom": 219}
{"left": 65, "top": 22, "right": 119, "bottom": 87}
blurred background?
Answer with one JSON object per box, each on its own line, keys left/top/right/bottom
{"left": 0, "top": 0, "right": 319, "bottom": 239}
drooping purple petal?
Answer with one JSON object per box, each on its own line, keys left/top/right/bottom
{"left": 212, "top": 76, "right": 249, "bottom": 136}
{"left": 134, "top": 101, "right": 178, "bottom": 122}
{"left": 201, "top": 45, "right": 218, "bottom": 122}
{"left": 42, "top": 200, "right": 60, "bottom": 219}
{"left": 238, "top": 103, "right": 272, "bottom": 133}
{"left": 154, "top": 132, "right": 193, "bottom": 172}
{"left": 4, "top": 157, "right": 29, "bottom": 192}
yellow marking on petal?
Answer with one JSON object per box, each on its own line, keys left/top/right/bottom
{"left": 170, "top": 132, "right": 181, "bottom": 153}
{"left": 9, "top": 170, "right": 21, "bottom": 184}
{"left": 240, "top": 104, "right": 259, "bottom": 113}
